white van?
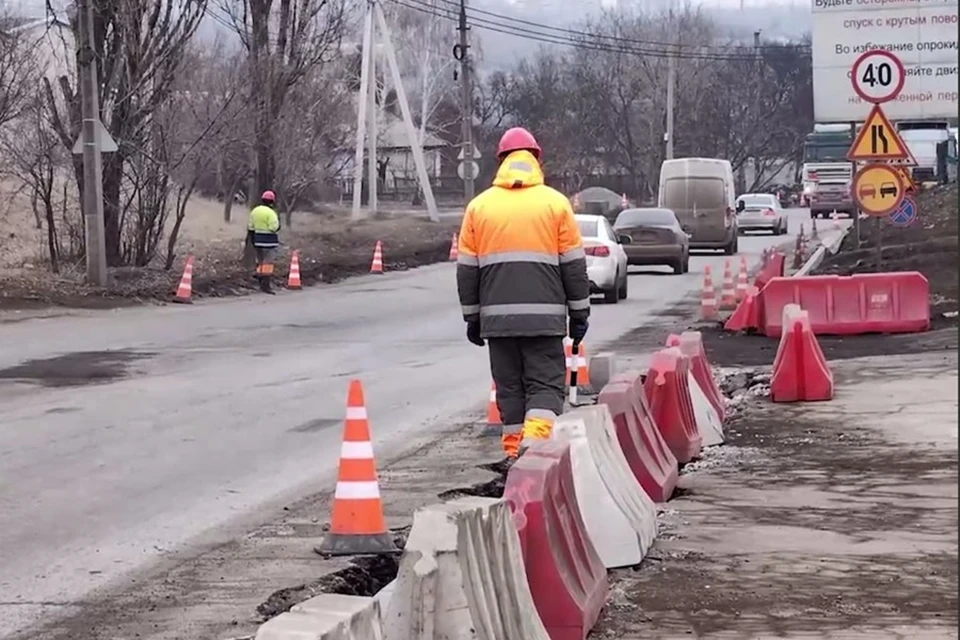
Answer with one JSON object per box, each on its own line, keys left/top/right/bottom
{"left": 658, "top": 158, "right": 739, "bottom": 254}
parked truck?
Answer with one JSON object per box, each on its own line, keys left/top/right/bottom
{"left": 801, "top": 124, "right": 855, "bottom": 219}
{"left": 895, "top": 121, "right": 958, "bottom": 185}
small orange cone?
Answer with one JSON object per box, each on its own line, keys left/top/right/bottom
{"left": 173, "top": 256, "right": 194, "bottom": 304}
{"left": 370, "top": 241, "right": 384, "bottom": 274}
{"left": 448, "top": 233, "right": 458, "bottom": 261}
{"left": 720, "top": 259, "right": 737, "bottom": 309}
{"left": 315, "top": 380, "right": 399, "bottom": 557}
{"left": 700, "top": 265, "right": 718, "bottom": 320}
{"left": 481, "top": 382, "right": 502, "bottom": 437}
{"left": 735, "top": 256, "right": 749, "bottom": 302}
{"left": 287, "top": 250, "right": 302, "bottom": 290}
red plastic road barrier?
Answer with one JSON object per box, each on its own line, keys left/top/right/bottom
{"left": 503, "top": 440, "right": 608, "bottom": 640}
{"left": 771, "top": 305, "right": 834, "bottom": 402}
{"left": 666, "top": 331, "right": 725, "bottom": 423}
{"left": 761, "top": 272, "right": 930, "bottom": 338}
{"left": 754, "top": 251, "right": 785, "bottom": 291}
{"left": 724, "top": 285, "right": 761, "bottom": 333}
{"left": 598, "top": 373, "right": 678, "bottom": 502}
{"left": 643, "top": 348, "right": 703, "bottom": 464}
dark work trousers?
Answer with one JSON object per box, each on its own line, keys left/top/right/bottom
{"left": 487, "top": 336, "right": 566, "bottom": 430}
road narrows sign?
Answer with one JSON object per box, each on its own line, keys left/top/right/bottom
{"left": 852, "top": 163, "right": 906, "bottom": 217}
{"left": 850, "top": 50, "right": 906, "bottom": 104}
{"left": 846, "top": 104, "right": 911, "bottom": 162}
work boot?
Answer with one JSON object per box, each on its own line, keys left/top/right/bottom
{"left": 259, "top": 277, "right": 275, "bottom": 295}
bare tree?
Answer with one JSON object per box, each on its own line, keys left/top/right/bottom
{"left": 41, "top": 0, "right": 208, "bottom": 266}
{"left": 387, "top": 0, "right": 458, "bottom": 145}
{"left": 220, "top": 0, "right": 348, "bottom": 197}
{"left": 0, "top": 14, "right": 38, "bottom": 129}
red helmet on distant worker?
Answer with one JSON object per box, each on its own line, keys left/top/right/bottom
{"left": 497, "top": 127, "right": 541, "bottom": 160}
{"left": 261, "top": 190, "right": 276, "bottom": 203}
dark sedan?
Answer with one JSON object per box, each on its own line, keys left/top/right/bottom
{"left": 613, "top": 207, "right": 690, "bottom": 274}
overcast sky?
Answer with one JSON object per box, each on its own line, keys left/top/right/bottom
{"left": 12, "top": 0, "right": 802, "bottom": 20}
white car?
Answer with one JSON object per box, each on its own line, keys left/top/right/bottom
{"left": 735, "top": 193, "right": 788, "bottom": 235}
{"left": 575, "top": 213, "right": 629, "bottom": 304}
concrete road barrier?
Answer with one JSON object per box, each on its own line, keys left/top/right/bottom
{"left": 255, "top": 594, "right": 384, "bottom": 640}
{"left": 552, "top": 405, "right": 658, "bottom": 568}
{"left": 504, "top": 440, "right": 608, "bottom": 640}
{"left": 643, "top": 348, "right": 703, "bottom": 464}
{"left": 586, "top": 351, "right": 618, "bottom": 391}
{"left": 382, "top": 497, "right": 549, "bottom": 640}
{"left": 666, "top": 331, "right": 726, "bottom": 421}
{"left": 687, "top": 372, "right": 725, "bottom": 447}
{"left": 598, "top": 373, "right": 679, "bottom": 503}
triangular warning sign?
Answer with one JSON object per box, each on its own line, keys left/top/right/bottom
{"left": 894, "top": 165, "right": 917, "bottom": 193}
{"left": 847, "top": 104, "right": 910, "bottom": 162}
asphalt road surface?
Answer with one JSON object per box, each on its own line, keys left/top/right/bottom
{"left": 0, "top": 207, "right": 838, "bottom": 637}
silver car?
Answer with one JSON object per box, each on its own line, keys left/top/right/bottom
{"left": 735, "top": 193, "right": 788, "bottom": 235}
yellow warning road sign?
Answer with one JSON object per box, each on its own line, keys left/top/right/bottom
{"left": 893, "top": 165, "right": 917, "bottom": 193}
{"left": 852, "top": 163, "right": 905, "bottom": 216}
{"left": 847, "top": 104, "right": 911, "bottom": 162}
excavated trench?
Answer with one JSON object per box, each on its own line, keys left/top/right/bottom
{"left": 255, "top": 460, "right": 513, "bottom": 621}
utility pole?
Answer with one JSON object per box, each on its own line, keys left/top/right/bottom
{"left": 367, "top": 11, "right": 379, "bottom": 214}
{"left": 752, "top": 30, "right": 762, "bottom": 188}
{"left": 76, "top": 0, "right": 108, "bottom": 286}
{"left": 664, "top": 12, "right": 677, "bottom": 161}
{"left": 351, "top": 4, "right": 374, "bottom": 220}
{"left": 456, "top": 0, "right": 475, "bottom": 200}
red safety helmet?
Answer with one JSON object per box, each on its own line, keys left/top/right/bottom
{"left": 261, "top": 189, "right": 276, "bottom": 203}
{"left": 497, "top": 127, "right": 541, "bottom": 160}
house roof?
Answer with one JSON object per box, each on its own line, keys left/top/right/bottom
{"left": 378, "top": 113, "right": 447, "bottom": 150}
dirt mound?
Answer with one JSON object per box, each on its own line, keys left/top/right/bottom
{"left": 815, "top": 184, "right": 958, "bottom": 317}
{"left": 0, "top": 215, "right": 458, "bottom": 311}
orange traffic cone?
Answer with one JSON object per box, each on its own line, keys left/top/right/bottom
{"left": 287, "top": 250, "right": 302, "bottom": 290}
{"left": 370, "top": 241, "right": 384, "bottom": 274}
{"left": 481, "top": 382, "right": 502, "bottom": 437}
{"left": 735, "top": 256, "right": 749, "bottom": 302}
{"left": 700, "top": 265, "right": 718, "bottom": 321}
{"left": 448, "top": 233, "right": 458, "bottom": 261}
{"left": 315, "top": 380, "right": 399, "bottom": 557}
{"left": 720, "top": 259, "right": 736, "bottom": 309}
{"left": 173, "top": 256, "right": 194, "bottom": 304}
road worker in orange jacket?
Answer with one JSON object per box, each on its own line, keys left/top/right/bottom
{"left": 456, "top": 127, "right": 591, "bottom": 458}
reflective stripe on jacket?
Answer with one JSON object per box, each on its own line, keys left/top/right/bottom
{"left": 456, "top": 150, "right": 590, "bottom": 338}
{"left": 247, "top": 205, "right": 280, "bottom": 248}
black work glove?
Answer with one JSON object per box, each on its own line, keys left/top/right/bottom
{"left": 466, "top": 321, "right": 485, "bottom": 347}
{"left": 569, "top": 318, "right": 589, "bottom": 346}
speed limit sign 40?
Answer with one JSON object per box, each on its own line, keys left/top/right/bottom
{"left": 851, "top": 50, "right": 906, "bottom": 104}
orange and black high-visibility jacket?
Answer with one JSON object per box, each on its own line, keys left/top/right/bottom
{"left": 456, "top": 150, "right": 591, "bottom": 338}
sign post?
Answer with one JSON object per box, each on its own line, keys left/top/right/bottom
{"left": 844, "top": 49, "right": 924, "bottom": 268}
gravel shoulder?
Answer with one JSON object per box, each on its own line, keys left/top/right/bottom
{"left": 592, "top": 347, "right": 958, "bottom": 639}
{"left": 0, "top": 212, "right": 458, "bottom": 312}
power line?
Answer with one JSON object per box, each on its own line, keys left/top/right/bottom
{"left": 391, "top": 0, "right": 807, "bottom": 62}
{"left": 426, "top": 0, "right": 808, "bottom": 53}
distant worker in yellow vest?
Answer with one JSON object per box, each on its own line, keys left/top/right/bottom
{"left": 247, "top": 190, "right": 281, "bottom": 294}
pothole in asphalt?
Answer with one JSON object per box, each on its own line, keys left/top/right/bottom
{"left": 0, "top": 349, "right": 154, "bottom": 387}
{"left": 436, "top": 458, "right": 513, "bottom": 501}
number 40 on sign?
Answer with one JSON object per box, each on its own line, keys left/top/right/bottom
{"left": 851, "top": 50, "right": 906, "bottom": 104}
